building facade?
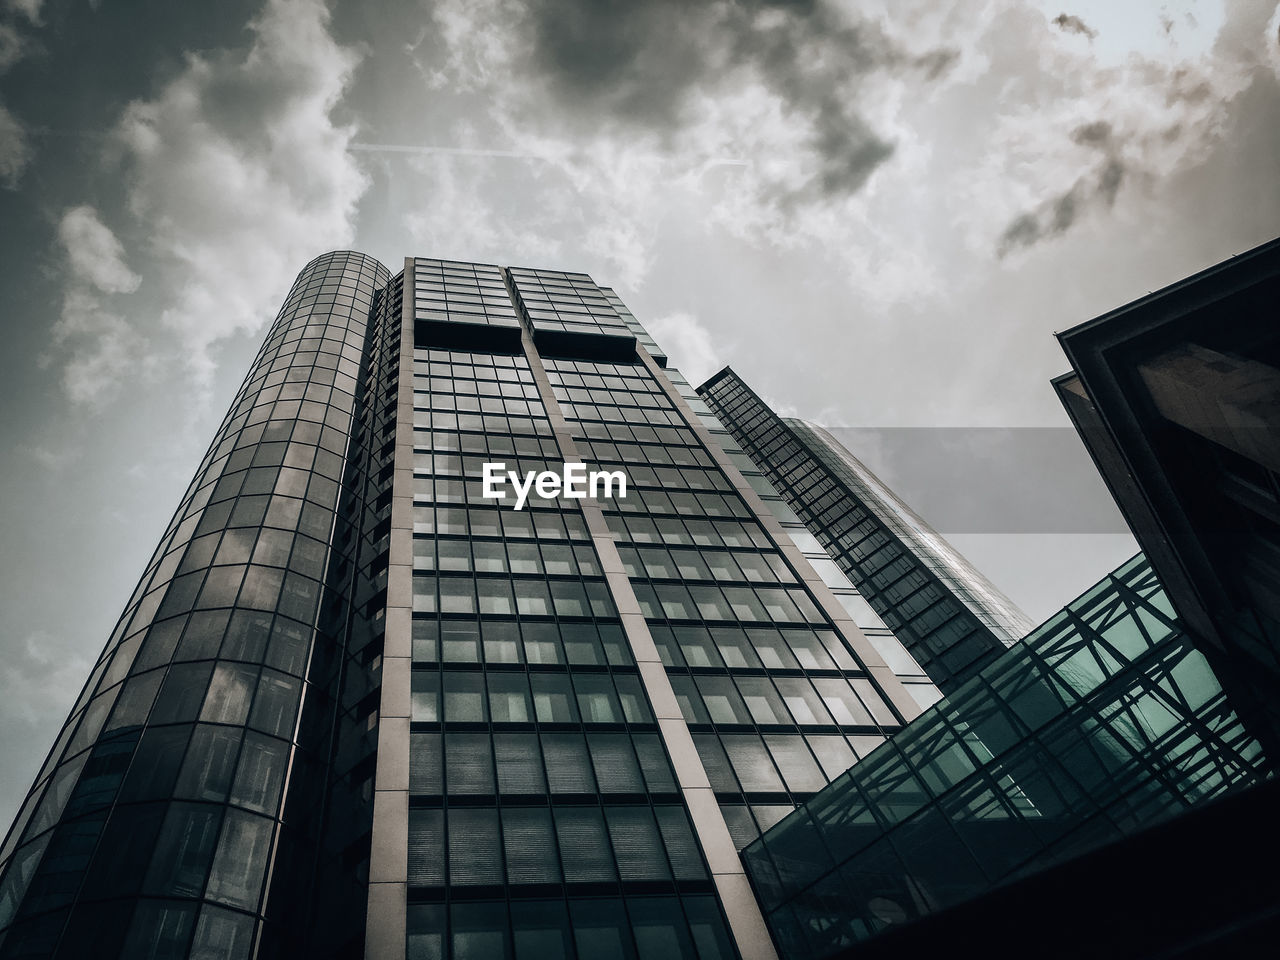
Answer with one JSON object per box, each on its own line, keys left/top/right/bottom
{"left": 0, "top": 253, "right": 956, "bottom": 960}
{"left": 1055, "top": 236, "right": 1280, "bottom": 752}
{"left": 699, "top": 371, "right": 1032, "bottom": 694}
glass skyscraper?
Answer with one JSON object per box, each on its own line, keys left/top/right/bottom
{"left": 699, "top": 371, "right": 1032, "bottom": 693}
{"left": 0, "top": 253, "right": 955, "bottom": 960}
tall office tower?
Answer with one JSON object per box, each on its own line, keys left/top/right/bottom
{"left": 699, "top": 371, "right": 1032, "bottom": 693}
{"left": 0, "top": 253, "right": 948, "bottom": 960}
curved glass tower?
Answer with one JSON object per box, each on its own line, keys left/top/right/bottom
{"left": 0, "top": 251, "right": 390, "bottom": 958}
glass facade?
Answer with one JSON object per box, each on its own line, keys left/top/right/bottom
{"left": 741, "top": 554, "right": 1274, "bottom": 960}
{"left": 401, "top": 340, "right": 734, "bottom": 959}
{"left": 700, "top": 371, "right": 1032, "bottom": 693}
{"left": 0, "top": 252, "right": 391, "bottom": 959}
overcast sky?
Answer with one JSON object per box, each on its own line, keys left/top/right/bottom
{"left": 1, "top": 0, "right": 1277, "bottom": 827}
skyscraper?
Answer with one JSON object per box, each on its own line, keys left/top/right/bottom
{"left": 699, "top": 372, "right": 1032, "bottom": 694}
{"left": 0, "top": 253, "right": 946, "bottom": 960}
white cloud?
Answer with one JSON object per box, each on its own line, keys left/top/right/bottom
{"left": 4, "top": 0, "right": 44, "bottom": 27}
{"left": 0, "top": 101, "right": 29, "bottom": 188}
{"left": 0, "top": 22, "right": 23, "bottom": 71}
{"left": 114, "top": 0, "right": 368, "bottom": 385}
{"left": 51, "top": 289, "right": 146, "bottom": 406}
{"left": 58, "top": 205, "right": 141, "bottom": 294}
{"left": 49, "top": 207, "right": 145, "bottom": 404}
{"left": 645, "top": 311, "right": 721, "bottom": 387}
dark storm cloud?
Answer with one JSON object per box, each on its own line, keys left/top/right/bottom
{"left": 1052, "top": 13, "right": 1097, "bottom": 40}
{"left": 998, "top": 117, "right": 1125, "bottom": 256}
{"left": 998, "top": 155, "right": 1125, "bottom": 257}
{"left": 521, "top": 0, "right": 960, "bottom": 201}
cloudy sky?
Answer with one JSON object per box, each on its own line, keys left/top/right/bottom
{"left": 1, "top": 0, "right": 1277, "bottom": 826}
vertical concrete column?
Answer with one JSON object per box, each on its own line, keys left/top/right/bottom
{"left": 519, "top": 331, "right": 780, "bottom": 960}
{"left": 364, "top": 260, "right": 416, "bottom": 960}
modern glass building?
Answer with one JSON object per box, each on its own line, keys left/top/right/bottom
{"left": 738, "top": 553, "right": 1273, "bottom": 959}
{"left": 0, "top": 253, "right": 953, "bottom": 960}
{"left": 699, "top": 371, "right": 1032, "bottom": 693}
{"left": 1055, "top": 236, "right": 1280, "bottom": 754}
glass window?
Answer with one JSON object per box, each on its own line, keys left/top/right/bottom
{"left": 574, "top": 675, "right": 622, "bottom": 723}
{"left": 522, "top": 623, "right": 563, "bottom": 664}
{"left": 570, "top": 899, "right": 635, "bottom": 960}
{"left": 488, "top": 674, "right": 533, "bottom": 723}
{"left": 477, "top": 579, "right": 515, "bottom": 616}
{"left": 765, "top": 735, "right": 827, "bottom": 792}
{"left": 511, "top": 900, "right": 572, "bottom": 960}
{"left": 541, "top": 732, "right": 597, "bottom": 793}
{"left": 531, "top": 675, "right": 578, "bottom": 723}
{"left": 723, "top": 735, "right": 785, "bottom": 792}
{"left": 774, "top": 678, "right": 834, "bottom": 726}
{"left": 482, "top": 622, "right": 522, "bottom": 663}
{"left": 550, "top": 581, "right": 590, "bottom": 617}
{"left": 441, "top": 622, "right": 480, "bottom": 662}
{"left": 807, "top": 735, "right": 857, "bottom": 779}
{"left": 229, "top": 732, "right": 287, "bottom": 815}
{"left": 410, "top": 733, "right": 443, "bottom": 794}
{"left": 514, "top": 580, "right": 552, "bottom": 617}
{"left": 695, "top": 676, "right": 752, "bottom": 724}
{"left": 412, "top": 671, "right": 440, "bottom": 722}
{"left": 556, "top": 807, "right": 617, "bottom": 882}
{"left": 503, "top": 809, "right": 561, "bottom": 884}
{"left": 813, "top": 678, "right": 873, "bottom": 725}
{"left": 787, "top": 633, "right": 837, "bottom": 671}
{"left": 189, "top": 905, "right": 255, "bottom": 960}
{"left": 711, "top": 628, "right": 761, "bottom": 669}
{"left": 629, "top": 897, "right": 695, "bottom": 959}
{"left": 408, "top": 810, "right": 445, "bottom": 886}
{"left": 749, "top": 629, "right": 800, "bottom": 670}
{"left": 144, "top": 803, "right": 222, "bottom": 898}
{"left": 205, "top": 810, "right": 272, "bottom": 910}
{"left": 444, "top": 672, "right": 487, "bottom": 722}
{"left": 151, "top": 662, "right": 214, "bottom": 725}
{"left": 447, "top": 809, "right": 503, "bottom": 880}
{"left": 735, "top": 678, "right": 789, "bottom": 725}
{"left": 439, "top": 578, "right": 476, "bottom": 615}
{"left": 446, "top": 733, "right": 495, "bottom": 795}
{"left": 494, "top": 733, "right": 545, "bottom": 794}
{"left": 200, "top": 663, "right": 257, "bottom": 725}
{"left": 674, "top": 627, "right": 722, "bottom": 668}
{"left": 247, "top": 670, "right": 298, "bottom": 738}
{"left": 408, "top": 903, "right": 445, "bottom": 960}
{"left": 176, "top": 726, "right": 242, "bottom": 803}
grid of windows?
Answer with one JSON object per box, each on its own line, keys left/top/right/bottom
{"left": 405, "top": 345, "right": 735, "bottom": 958}
{"left": 742, "top": 556, "right": 1274, "bottom": 959}
{"left": 545, "top": 357, "right": 910, "bottom": 849}
{"left": 601, "top": 287, "right": 665, "bottom": 362}
{"left": 0, "top": 252, "right": 391, "bottom": 960}
{"left": 413, "top": 258, "right": 521, "bottom": 329}
{"left": 700, "top": 371, "right": 1027, "bottom": 694}
{"left": 507, "top": 268, "right": 634, "bottom": 339}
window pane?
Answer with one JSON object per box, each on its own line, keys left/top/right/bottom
{"left": 503, "top": 808, "right": 560, "bottom": 884}
{"left": 204, "top": 811, "right": 272, "bottom": 910}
